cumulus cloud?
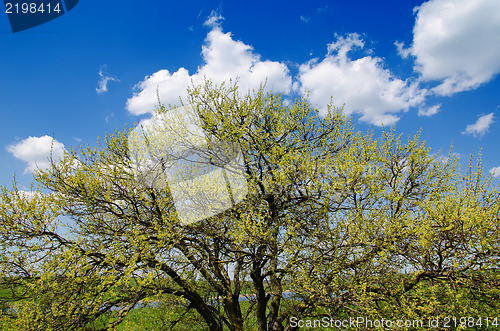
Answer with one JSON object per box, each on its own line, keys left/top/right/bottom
{"left": 96, "top": 65, "right": 120, "bottom": 94}
{"left": 6, "top": 135, "right": 66, "bottom": 174}
{"left": 410, "top": 0, "right": 500, "bottom": 96}
{"left": 462, "top": 112, "right": 495, "bottom": 137}
{"left": 126, "top": 14, "right": 292, "bottom": 116}
{"left": 490, "top": 167, "right": 500, "bottom": 178}
{"left": 127, "top": 16, "right": 442, "bottom": 125}
{"left": 299, "top": 33, "right": 427, "bottom": 126}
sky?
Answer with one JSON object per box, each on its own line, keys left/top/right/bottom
{"left": 1, "top": 0, "right": 500, "bottom": 191}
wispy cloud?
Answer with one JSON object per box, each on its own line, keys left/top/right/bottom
{"left": 96, "top": 65, "right": 120, "bottom": 94}
{"left": 418, "top": 104, "right": 441, "bottom": 117}
{"left": 104, "top": 113, "right": 115, "bottom": 123}
{"left": 300, "top": 15, "right": 310, "bottom": 23}
{"left": 394, "top": 41, "right": 410, "bottom": 59}
{"left": 462, "top": 112, "right": 495, "bottom": 137}
{"left": 203, "top": 10, "right": 224, "bottom": 29}
{"left": 317, "top": 6, "right": 328, "bottom": 14}
{"left": 197, "top": 8, "right": 204, "bottom": 19}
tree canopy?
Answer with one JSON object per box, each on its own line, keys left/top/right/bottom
{"left": 1, "top": 81, "right": 499, "bottom": 330}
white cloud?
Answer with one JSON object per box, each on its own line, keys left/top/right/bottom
{"left": 418, "top": 104, "right": 441, "bottom": 117}
{"left": 126, "top": 17, "right": 292, "bottom": 115}
{"left": 298, "top": 33, "right": 427, "bottom": 126}
{"left": 203, "top": 10, "right": 224, "bottom": 29}
{"left": 300, "top": 16, "right": 310, "bottom": 23}
{"left": 394, "top": 41, "right": 410, "bottom": 59}
{"left": 104, "top": 113, "right": 115, "bottom": 123}
{"left": 126, "top": 68, "right": 193, "bottom": 115}
{"left": 490, "top": 167, "right": 500, "bottom": 178}
{"left": 6, "top": 136, "right": 66, "bottom": 174}
{"left": 462, "top": 112, "right": 495, "bottom": 137}
{"left": 128, "top": 20, "right": 446, "bottom": 125}
{"left": 96, "top": 65, "right": 120, "bottom": 94}
{"left": 317, "top": 6, "right": 328, "bottom": 14}
{"left": 410, "top": 0, "right": 500, "bottom": 96}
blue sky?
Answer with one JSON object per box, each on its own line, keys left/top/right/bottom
{"left": 1, "top": 0, "right": 500, "bottom": 191}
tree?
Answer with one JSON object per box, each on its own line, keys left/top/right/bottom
{"left": 1, "top": 80, "right": 499, "bottom": 330}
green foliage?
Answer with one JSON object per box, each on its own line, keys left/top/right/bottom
{"left": 1, "top": 80, "right": 499, "bottom": 330}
